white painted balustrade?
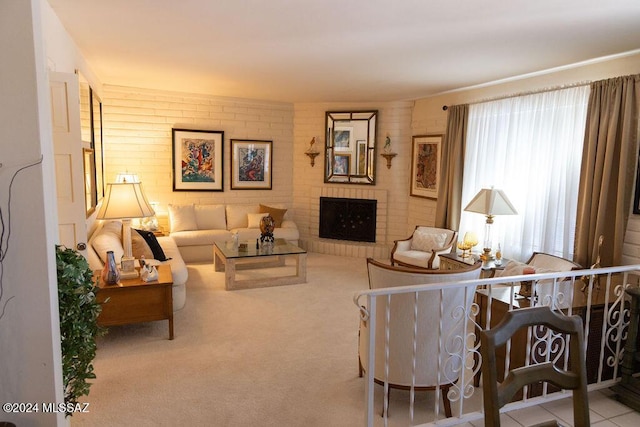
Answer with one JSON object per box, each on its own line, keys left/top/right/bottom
{"left": 354, "top": 265, "right": 640, "bottom": 426}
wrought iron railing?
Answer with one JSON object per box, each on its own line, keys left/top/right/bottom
{"left": 354, "top": 265, "right": 640, "bottom": 426}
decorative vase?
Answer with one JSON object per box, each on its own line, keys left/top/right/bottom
{"left": 260, "top": 214, "right": 275, "bottom": 244}
{"left": 101, "top": 250, "right": 120, "bottom": 285}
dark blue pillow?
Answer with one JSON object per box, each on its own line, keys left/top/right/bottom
{"left": 135, "top": 229, "right": 170, "bottom": 261}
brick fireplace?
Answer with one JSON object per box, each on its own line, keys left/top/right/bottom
{"left": 301, "top": 187, "right": 390, "bottom": 258}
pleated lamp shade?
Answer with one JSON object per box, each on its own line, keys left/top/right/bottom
{"left": 464, "top": 188, "right": 517, "bottom": 216}
{"left": 97, "top": 182, "right": 155, "bottom": 220}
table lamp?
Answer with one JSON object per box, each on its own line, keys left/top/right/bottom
{"left": 115, "top": 171, "right": 140, "bottom": 183}
{"left": 96, "top": 182, "right": 155, "bottom": 279}
{"left": 464, "top": 187, "right": 517, "bottom": 260}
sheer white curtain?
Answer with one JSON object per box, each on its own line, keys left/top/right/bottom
{"left": 458, "top": 86, "right": 589, "bottom": 261}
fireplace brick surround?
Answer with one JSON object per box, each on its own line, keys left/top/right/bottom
{"left": 300, "top": 187, "right": 390, "bottom": 259}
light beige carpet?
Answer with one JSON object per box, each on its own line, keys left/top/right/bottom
{"left": 71, "top": 253, "right": 452, "bottom": 427}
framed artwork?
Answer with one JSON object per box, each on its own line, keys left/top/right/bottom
{"left": 333, "top": 153, "right": 351, "bottom": 175}
{"left": 231, "top": 139, "right": 272, "bottom": 190}
{"left": 172, "top": 128, "right": 224, "bottom": 191}
{"left": 410, "top": 134, "right": 442, "bottom": 199}
{"left": 334, "top": 127, "right": 352, "bottom": 150}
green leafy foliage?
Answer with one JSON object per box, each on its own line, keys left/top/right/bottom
{"left": 56, "top": 245, "right": 104, "bottom": 415}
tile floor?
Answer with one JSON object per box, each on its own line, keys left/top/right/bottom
{"left": 471, "top": 388, "right": 640, "bottom": 426}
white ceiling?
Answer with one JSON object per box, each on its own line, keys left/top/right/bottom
{"left": 47, "top": 0, "right": 640, "bottom": 103}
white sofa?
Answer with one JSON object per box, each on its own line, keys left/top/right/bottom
{"left": 168, "top": 203, "right": 299, "bottom": 263}
{"left": 87, "top": 220, "right": 189, "bottom": 311}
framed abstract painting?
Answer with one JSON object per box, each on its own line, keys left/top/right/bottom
{"left": 410, "top": 134, "right": 442, "bottom": 199}
{"left": 231, "top": 139, "right": 272, "bottom": 190}
{"left": 172, "top": 128, "right": 224, "bottom": 191}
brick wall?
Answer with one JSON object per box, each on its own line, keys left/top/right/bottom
{"left": 102, "top": 85, "right": 294, "bottom": 225}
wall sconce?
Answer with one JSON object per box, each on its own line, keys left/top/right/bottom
{"left": 380, "top": 134, "right": 397, "bottom": 168}
{"left": 305, "top": 136, "right": 320, "bottom": 167}
{"left": 380, "top": 153, "right": 397, "bottom": 169}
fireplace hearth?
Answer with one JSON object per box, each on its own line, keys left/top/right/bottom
{"left": 319, "top": 197, "right": 377, "bottom": 243}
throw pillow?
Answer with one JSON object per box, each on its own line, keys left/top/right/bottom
{"left": 259, "top": 204, "right": 287, "bottom": 228}
{"left": 168, "top": 204, "right": 197, "bottom": 232}
{"left": 195, "top": 204, "right": 227, "bottom": 230}
{"left": 226, "top": 205, "right": 260, "bottom": 229}
{"left": 131, "top": 229, "right": 154, "bottom": 260}
{"left": 410, "top": 230, "right": 447, "bottom": 252}
{"left": 135, "top": 229, "right": 170, "bottom": 261}
{"left": 247, "top": 212, "right": 269, "bottom": 229}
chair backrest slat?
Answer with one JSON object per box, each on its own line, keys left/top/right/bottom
{"left": 480, "top": 306, "right": 590, "bottom": 427}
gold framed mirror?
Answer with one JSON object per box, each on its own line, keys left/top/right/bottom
{"left": 325, "top": 110, "right": 377, "bottom": 185}
{"left": 78, "top": 71, "right": 105, "bottom": 216}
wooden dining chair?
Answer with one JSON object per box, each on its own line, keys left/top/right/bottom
{"left": 479, "top": 306, "right": 590, "bottom": 426}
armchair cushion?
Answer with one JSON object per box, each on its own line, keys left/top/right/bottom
{"left": 410, "top": 230, "right": 447, "bottom": 252}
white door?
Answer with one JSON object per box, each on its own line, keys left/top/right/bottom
{"left": 50, "top": 71, "right": 88, "bottom": 257}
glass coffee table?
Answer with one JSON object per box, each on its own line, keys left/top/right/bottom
{"left": 213, "top": 239, "right": 307, "bottom": 290}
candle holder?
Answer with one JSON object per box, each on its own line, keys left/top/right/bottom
{"left": 457, "top": 231, "right": 478, "bottom": 258}
{"left": 457, "top": 241, "right": 473, "bottom": 258}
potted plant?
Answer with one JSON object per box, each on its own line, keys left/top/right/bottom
{"left": 56, "top": 245, "right": 104, "bottom": 415}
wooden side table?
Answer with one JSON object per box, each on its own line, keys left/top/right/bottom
{"left": 95, "top": 264, "right": 174, "bottom": 340}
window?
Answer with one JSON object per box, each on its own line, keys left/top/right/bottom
{"left": 459, "top": 86, "right": 589, "bottom": 261}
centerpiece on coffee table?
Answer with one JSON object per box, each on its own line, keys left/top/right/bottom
{"left": 260, "top": 214, "right": 275, "bottom": 244}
